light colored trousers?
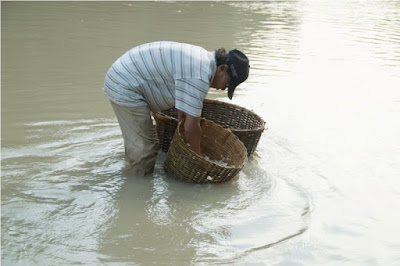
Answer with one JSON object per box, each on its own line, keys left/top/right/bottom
{"left": 111, "top": 101, "right": 159, "bottom": 176}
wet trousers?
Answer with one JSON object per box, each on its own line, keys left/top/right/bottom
{"left": 110, "top": 101, "right": 159, "bottom": 176}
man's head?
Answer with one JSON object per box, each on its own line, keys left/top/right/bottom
{"left": 212, "top": 48, "right": 250, "bottom": 99}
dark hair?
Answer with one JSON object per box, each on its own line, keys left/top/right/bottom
{"left": 215, "top": 48, "right": 228, "bottom": 66}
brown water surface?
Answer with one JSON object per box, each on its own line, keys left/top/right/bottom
{"left": 2, "top": 1, "right": 400, "bottom": 265}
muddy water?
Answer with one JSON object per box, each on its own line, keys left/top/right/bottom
{"left": 2, "top": 1, "right": 400, "bottom": 265}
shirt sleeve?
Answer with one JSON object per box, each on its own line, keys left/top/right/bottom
{"left": 174, "top": 78, "right": 210, "bottom": 117}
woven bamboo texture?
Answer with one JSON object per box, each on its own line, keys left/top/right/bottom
{"left": 153, "top": 99, "right": 266, "bottom": 156}
{"left": 153, "top": 109, "right": 178, "bottom": 152}
{"left": 164, "top": 118, "right": 248, "bottom": 183}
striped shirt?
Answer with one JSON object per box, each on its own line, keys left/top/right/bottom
{"left": 102, "top": 41, "right": 217, "bottom": 117}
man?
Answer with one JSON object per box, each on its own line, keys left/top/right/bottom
{"left": 103, "top": 41, "right": 249, "bottom": 175}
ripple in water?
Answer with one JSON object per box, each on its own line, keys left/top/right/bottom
{"left": 2, "top": 119, "right": 311, "bottom": 264}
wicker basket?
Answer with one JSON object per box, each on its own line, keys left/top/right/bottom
{"left": 153, "top": 99, "right": 266, "bottom": 156}
{"left": 164, "top": 118, "right": 248, "bottom": 183}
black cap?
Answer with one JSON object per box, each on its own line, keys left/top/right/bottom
{"left": 227, "top": 49, "right": 250, "bottom": 99}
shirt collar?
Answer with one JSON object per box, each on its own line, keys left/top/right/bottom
{"left": 208, "top": 51, "right": 217, "bottom": 83}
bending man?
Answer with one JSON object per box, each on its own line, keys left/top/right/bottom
{"left": 102, "top": 41, "right": 249, "bottom": 175}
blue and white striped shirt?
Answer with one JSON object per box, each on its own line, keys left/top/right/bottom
{"left": 103, "top": 41, "right": 216, "bottom": 117}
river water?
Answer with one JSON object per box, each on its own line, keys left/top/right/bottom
{"left": 2, "top": 1, "right": 400, "bottom": 265}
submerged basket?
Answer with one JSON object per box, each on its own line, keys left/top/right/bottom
{"left": 153, "top": 99, "right": 266, "bottom": 156}
{"left": 164, "top": 118, "right": 248, "bottom": 183}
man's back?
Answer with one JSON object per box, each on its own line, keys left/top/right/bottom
{"left": 103, "top": 41, "right": 216, "bottom": 115}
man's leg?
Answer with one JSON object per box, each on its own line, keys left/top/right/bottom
{"left": 110, "top": 101, "right": 159, "bottom": 176}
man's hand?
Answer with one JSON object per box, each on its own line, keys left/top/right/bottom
{"left": 182, "top": 114, "right": 201, "bottom": 155}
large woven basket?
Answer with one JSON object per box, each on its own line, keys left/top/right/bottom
{"left": 164, "top": 118, "right": 248, "bottom": 183}
{"left": 154, "top": 99, "right": 266, "bottom": 156}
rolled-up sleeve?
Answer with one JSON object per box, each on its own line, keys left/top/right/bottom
{"left": 174, "top": 78, "right": 210, "bottom": 117}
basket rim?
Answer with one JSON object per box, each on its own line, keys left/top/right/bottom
{"left": 153, "top": 111, "right": 178, "bottom": 121}
{"left": 155, "top": 98, "right": 266, "bottom": 131}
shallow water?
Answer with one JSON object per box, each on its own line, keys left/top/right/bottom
{"left": 2, "top": 1, "right": 400, "bottom": 265}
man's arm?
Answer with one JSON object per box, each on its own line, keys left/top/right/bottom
{"left": 177, "top": 110, "right": 185, "bottom": 122}
{"left": 182, "top": 114, "right": 201, "bottom": 155}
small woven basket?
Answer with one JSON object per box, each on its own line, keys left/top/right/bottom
{"left": 153, "top": 99, "right": 266, "bottom": 156}
{"left": 164, "top": 118, "right": 248, "bottom": 183}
